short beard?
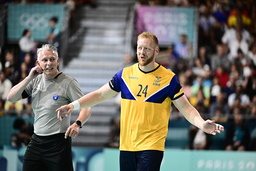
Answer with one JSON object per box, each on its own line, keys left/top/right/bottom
{"left": 138, "top": 53, "right": 154, "bottom": 66}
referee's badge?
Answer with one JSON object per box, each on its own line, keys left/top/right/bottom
{"left": 53, "top": 95, "right": 59, "bottom": 100}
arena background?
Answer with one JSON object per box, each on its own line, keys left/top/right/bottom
{"left": 1, "top": 0, "right": 256, "bottom": 171}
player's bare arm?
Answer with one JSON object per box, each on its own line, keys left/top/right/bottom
{"left": 56, "top": 83, "right": 118, "bottom": 119}
{"left": 173, "top": 95, "right": 224, "bottom": 135}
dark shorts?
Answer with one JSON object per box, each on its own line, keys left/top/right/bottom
{"left": 23, "top": 133, "right": 73, "bottom": 171}
{"left": 120, "top": 150, "right": 163, "bottom": 171}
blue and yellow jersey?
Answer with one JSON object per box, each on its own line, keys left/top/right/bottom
{"left": 109, "top": 63, "right": 184, "bottom": 151}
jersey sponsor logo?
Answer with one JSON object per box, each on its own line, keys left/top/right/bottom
{"left": 129, "top": 76, "right": 139, "bottom": 79}
{"left": 153, "top": 76, "right": 161, "bottom": 86}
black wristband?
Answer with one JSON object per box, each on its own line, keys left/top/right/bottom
{"left": 75, "top": 120, "right": 82, "bottom": 128}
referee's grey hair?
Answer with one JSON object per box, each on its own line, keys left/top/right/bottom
{"left": 37, "top": 44, "right": 58, "bottom": 60}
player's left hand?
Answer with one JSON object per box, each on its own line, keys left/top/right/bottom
{"left": 64, "top": 123, "right": 80, "bottom": 139}
{"left": 202, "top": 120, "right": 224, "bottom": 135}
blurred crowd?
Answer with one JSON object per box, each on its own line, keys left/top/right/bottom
{"left": 0, "top": 0, "right": 256, "bottom": 150}
{"left": 134, "top": 0, "right": 256, "bottom": 121}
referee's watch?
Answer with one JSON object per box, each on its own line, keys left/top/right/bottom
{"left": 75, "top": 120, "right": 82, "bottom": 128}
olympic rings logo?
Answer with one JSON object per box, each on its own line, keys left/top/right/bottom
{"left": 19, "top": 13, "right": 52, "bottom": 31}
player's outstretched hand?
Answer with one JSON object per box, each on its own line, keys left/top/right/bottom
{"left": 202, "top": 120, "right": 224, "bottom": 135}
{"left": 56, "top": 104, "right": 74, "bottom": 120}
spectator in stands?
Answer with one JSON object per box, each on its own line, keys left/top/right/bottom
{"left": 233, "top": 49, "right": 251, "bottom": 76}
{"left": 228, "top": 63, "right": 241, "bottom": 82}
{"left": 23, "top": 52, "right": 35, "bottom": 72}
{"left": 209, "top": 91, "right": 229, "bottom": 121}
{"left": 11, "top": 117, "right": 34, "bottom": 147}
{"left": 225, "top": 107, "right": 250, "bottom": 151}
{"left": 210, "top": 76, "right": 221, "bottom": 101}
{"left": 46, "top": 16, "right": 60, "bottom": 49}
{"left": 213, "top": 65, "right": 229, "bottom": 89}
{"left": 228, "top": 33, "right": 249, "bottom": 61}
{"left": 174, "top": 34, "right": 192, "bottom": 60}
{"left": 7, "top": 44, "right": 92, "bottom": 170}
{"left": 192, "top": 58, "right": 211, "bottom": 78}
{"left": 0, "top": 71, "right": 12, "bottom": 104}
{"left": 227, "top": 80, "right": 250, "bottom": 113}
{"left": 211, "top": 106, "right": 228, "bottom": 123}
{"left": 197, "top": 46, "right": 211, "bottom": 67}
{"left": 247, "top": 43, "right": 256, "bottom": 66}
{"left": 18, "top": 29, "right": 37, "bottom": 62}
{"left": 17, "top": 62, "right": 29, "bottom": 83}
{"left": 189, "top": 87, "right": 209, "bottom": 114}
{"left": 191, "top": 75, "right": 211, "bottom": 103}
{"left": 4, "top": 100, "right": 23, "bottom": 116}
{"left": 243, "top": 59, "right": 254, "bottom": 80}
{"left": 221, "top": 21, "right": 251, "bottom": 50}
{"left": 210, "top": 43, "right": 230, "bottom": 72}
{"left": 3, "top": 51, "right": 19, "bottom": 85}
{"left": 210, "top": 1, "right": 227, "bottom": 45}
{"left": 211, "top": 0, "right": 228, "bottom": 23}
{"left": 188, "top": 125, "right": 211, "bottom": 150}
{"left": 198, "top": 4, "right": 217, "bottom": 48}
{"left": 244, "top": 70, "right": 256, "bottom": 101}
{"left": 238, "top": 52, "right": 249, "bottom": 67}
{"left": 56, "top": 32, "right": 224, "bottom": 171}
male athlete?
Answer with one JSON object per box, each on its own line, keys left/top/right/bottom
{"left": 57, "top": 32, "right": 224, "bottom": 171}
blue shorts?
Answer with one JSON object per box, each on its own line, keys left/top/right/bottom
{"left": 120, "top": 150, "right": 163, "bottom": 171}
{"left": 23, "top": 133, "right": 73, "bottom": 171}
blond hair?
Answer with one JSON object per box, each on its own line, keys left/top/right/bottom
{"left": 138, "top": 32, "right": 159, "bottom": 47}
{"left": 37, "top": 44, "right": 58, "bottom": 60}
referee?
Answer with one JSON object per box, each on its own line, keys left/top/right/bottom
{"left": 7, "top": 44, "right": 92, "bottom": 171}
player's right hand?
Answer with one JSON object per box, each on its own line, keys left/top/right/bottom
{"left": 56, "top": 104, "right": 74, "bottom": 120}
